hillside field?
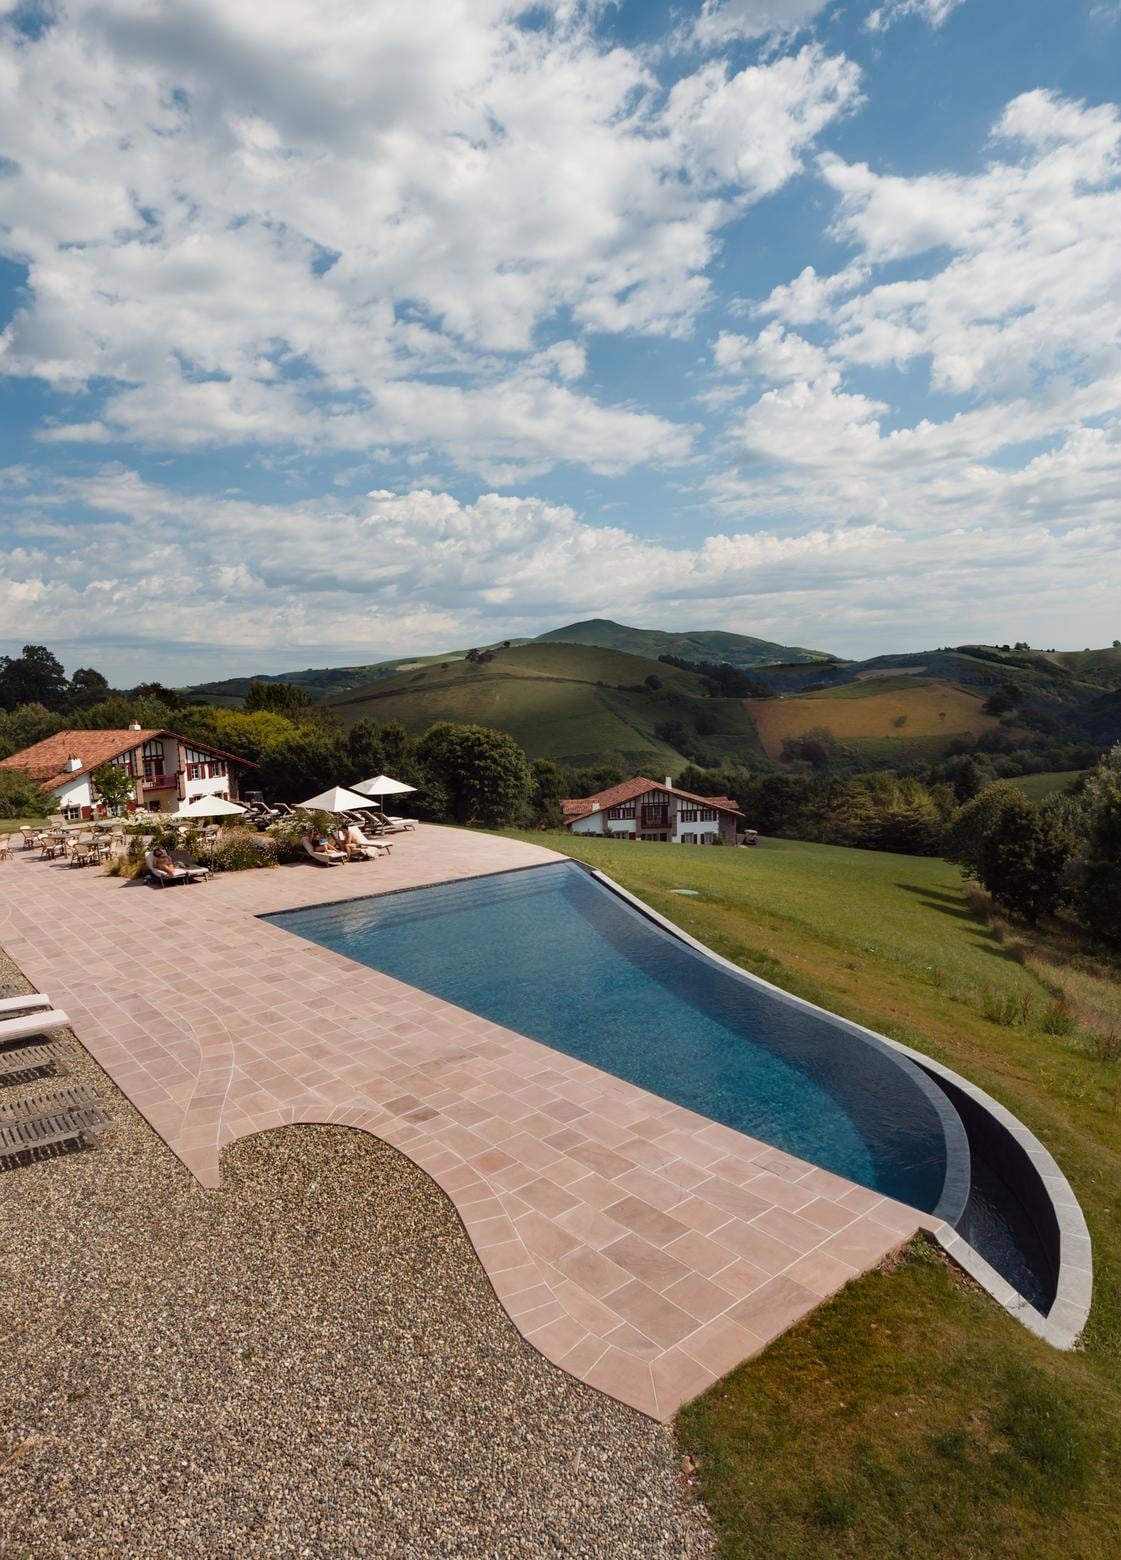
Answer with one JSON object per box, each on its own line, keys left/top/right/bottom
{"left": 496, "top": 829, "right": 1121, "bottom": 1558}
{"left": 1009, "top": 769, "right": 1089, "bottom": 801}
{"left": 535, "top": 617, "right": 833, "bottom": 668}
{"left": 326, "top": 641, "right": 768, "bottom": 769}
{"left": 747, "top": 675, "right": 1001, "bottom": 763}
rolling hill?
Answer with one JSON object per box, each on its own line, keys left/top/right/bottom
{"left": 324, "top": 641, "right": 768, "bottom": 770}
{"left": 535, "top": 618, "right": 833, "bottom": 667}
{"left": 747, "top": 676, "right": 1004, "bottom": 765}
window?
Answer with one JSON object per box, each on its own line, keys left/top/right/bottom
{"left": 182, "top": 744, "right": 227, "bottom": 781}
{"left": 111, "top": 751, "right": 135, "bottom": 777}
{"left": 679, "top": 808, "right": 716, "bottom": 823}
{"left": 608, "top": 801, "right": 636, "bottom": 818}
{"left": 142, "top": 738, "right": 165, "bottom": 781}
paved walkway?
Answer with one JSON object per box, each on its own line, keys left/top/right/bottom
{"left": 0, "top": 827, "right": 940, "bottom": 1420}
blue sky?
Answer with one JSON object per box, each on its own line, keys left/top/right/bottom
{"left": 1, "top": 0, "right": 1119, "bottom": 683}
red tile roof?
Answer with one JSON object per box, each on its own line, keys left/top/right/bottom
{"left": 0, "top": 728, "right": 254, "bottom": 793}
{"left": 560, "top": 775, "right": 744, "bottom": 828}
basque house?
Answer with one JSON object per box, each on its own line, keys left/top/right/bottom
{"left": 0, "top": 723, "right": 254, "bottom": 818}
{"left": 561, "top": 776, "right": 744, "bottom": 845}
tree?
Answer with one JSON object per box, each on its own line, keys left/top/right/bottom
{"left": 0, "top": 703, "right": 65, "bottom": 759}
{"left": 415, "top": 722, "right": 531, "bottom": 826}
{"left": 345, "top": 718, "right": 386, "bottom": 783}
{"left": 0, "top": 645, "right": 68, "bottom": 711}
{"left": 244, "top": 680, "right": 315, "bottom": 718}
{"left": 983, "top": 682, "right": 1024, "bottom": 717}
{"left": 0, "top": 770, "right": 51, "bottom": 819}
{"left": 91, "top": 761, "right": 135, "bottom": 813}
{"left": 129, "top": 681, "right": 186, "bottom": 710}
{"left": 1070, "top": 745, "right": 1121, "bottom": 947}
{"left": 644, "top": 673, "right": 663, "bottom": 691}
{"left": 256, "top": 729, "right": 347, "bottom": 801}
{"left": 67, "top": 667, "right": 111, "bottom": 708}
{"left": 944, "top": 783, "right": 1067, "bottom": 923}
{"left": 529, "top": 758, "right": 568, "bottom": 827}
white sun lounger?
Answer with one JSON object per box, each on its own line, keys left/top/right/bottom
{"left": 0, "top": 994, "right": 53, "bottom": 1016}
{"left": 0, "top": 1009, "right": 70, "bottom": 1044}
{"left": 302, "top": 838, "right": 346, "bottom": 865}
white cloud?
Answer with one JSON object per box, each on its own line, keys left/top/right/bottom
{"left": 0, "top": 3, "right": 859, "bottom": 479}
{"left": 712, "top": 90, "right": 1121, "bottom": 553}
{"left": 714, "top": 323, "right": 831, "bottom": 380}
{"left": 2, "top": 461, "right": 1120, "bottom": 683}
{"left": 695, "top": 1, "right": 832, "bottom": 46}
{"left": 865, "top": 0, "right": 965, "bottom": 31}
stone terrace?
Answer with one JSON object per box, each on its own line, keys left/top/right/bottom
{"left": 0, "top": 826, "right": 943, "bottom": 1420}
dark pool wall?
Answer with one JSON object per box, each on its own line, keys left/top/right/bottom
{"left": 916, "top": 1067, "right": 1059, "bottom": 1313}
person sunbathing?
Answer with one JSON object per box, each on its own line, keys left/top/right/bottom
{"left": 151, "top": 847, "right": 187, "bottom": 879}
{"left": 304, "top": 832, "right": 336, "bottom": 857}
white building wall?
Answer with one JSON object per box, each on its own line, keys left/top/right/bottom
{"left": 50, "top": 774, "right": 94, "bottom": 814}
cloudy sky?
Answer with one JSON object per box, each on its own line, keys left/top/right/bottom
{"left": 1, "top": 0, "right": 1119, "bottom": 683}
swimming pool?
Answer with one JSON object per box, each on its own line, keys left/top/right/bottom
{"left": 267, "top": 861, "right": 970, "bottom": 1222}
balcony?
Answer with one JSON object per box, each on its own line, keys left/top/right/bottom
{"left": 142, "top": 771, "right": 177, "bottom": 791}
{"left": 639, "top": 805, "right": 670, "bottom": 829}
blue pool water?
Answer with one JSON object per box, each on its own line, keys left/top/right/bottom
{"left": 267, "top": 862, "right": 968, "bottom": 1219}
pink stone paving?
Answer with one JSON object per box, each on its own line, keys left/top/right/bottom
{"left": 0, "top": 828, "right": 945, "bottom": 1421}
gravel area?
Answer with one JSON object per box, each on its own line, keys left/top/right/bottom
{"left": 0, "top": 948, "right": 711, "bottom": 1558}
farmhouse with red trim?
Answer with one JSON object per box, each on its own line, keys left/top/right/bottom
{"left": 0, "top": 723, "right": 254, "bottom": 818}
{"left": 561, "top": 775, "right": 744, "bottom": 845}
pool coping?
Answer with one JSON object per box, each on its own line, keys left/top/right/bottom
{"left": 590, "top": 868, "right": 1093, "bottom": 1351}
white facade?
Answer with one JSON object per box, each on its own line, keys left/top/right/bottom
{"left": 50, "top": 772, "right": 95, "bottom": 815}
{"left": 568, "top": 784, "right": 736, "bottom": 844}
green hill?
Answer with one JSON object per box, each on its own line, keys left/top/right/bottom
{"left": 535, "top": 618, "right": 833, "bottom": 668}
{"left": 325, "top": 641, "right": 768, "bottom": 770}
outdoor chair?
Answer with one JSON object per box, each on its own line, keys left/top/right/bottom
{"left": 171, "top": 850, "right": 210, "bottom": 882}
{"left": 69, "top": 841, "right": 98, "bottom": 867}
{"left": 0, "top": 1008, "right": 70, "bottom": 1046}
{"left": 145, "top": 850, "right": 191, "bottom": 886}
{"left": 340, "top": 825, "right": 390, "bottom": 860}
{"left": 0, "top": 835, "right": 10, "bottom": 859}
{"left": 0, "top": 993, "right": 52, "bottom": 1016}
{"left": 302, "top": 837, "right": 346, "bottom": 866}
{"left": 19, "top": 826, "right": 43, "bottom": 849}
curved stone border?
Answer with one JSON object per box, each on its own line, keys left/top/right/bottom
{"left": 590, "top": 867, "right": 1092, "bottom": 1350}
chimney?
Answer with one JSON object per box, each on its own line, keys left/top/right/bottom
{"left": 128, "top": 720, "right": 142, "bottom": 731}
{"left": 64, "top": 754, "right": 82, "bottom": 773}
{"left": 664, "top": 776, "right": 673, "bottom": 790}
{"left": 590, "top": 800, "right": 600, "bottom": 812}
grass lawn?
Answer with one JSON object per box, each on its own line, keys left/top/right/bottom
{"left": 1009, "top": 770, "right": 1088, "bottom": 803}
{"left": 0, "top": 816, "right": 47, "bottom": 834}
{"left": 499, "top": 830, "right": 1121, "bottom": 1557}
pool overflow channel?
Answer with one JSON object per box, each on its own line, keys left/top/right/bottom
{"left": 266, "top": 859, "right": 1083, "bottom": 1330}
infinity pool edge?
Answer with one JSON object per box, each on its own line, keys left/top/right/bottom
{"left": 590, "top": 866, "right": 1092, "bottom": 1350}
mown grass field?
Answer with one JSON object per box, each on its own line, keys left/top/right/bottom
{"left": 327, "top": 641, "right": 767, "bottom": 769}
{"left": 498, "top": 830, "right": 1121, "bottom": 1558}
{"left": 1009, "top": 770, "right": 1088, "bottom": 802}
{"left": 746, "top": 676, "right": 1000, "bottom": 763}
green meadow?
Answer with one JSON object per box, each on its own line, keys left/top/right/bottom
{"left": 499, "top": 830, "right": 1121, "bottom": 1558}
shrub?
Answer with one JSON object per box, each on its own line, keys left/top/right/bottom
{"left": 198, "top": 827, "right": 277, "bottom": 872}
{"left": 0, "top": 770, "right": 51, "bottom": 818}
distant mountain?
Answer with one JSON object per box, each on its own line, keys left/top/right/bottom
{"left": 534, "top": 618, "right": 833, "bottom": 668}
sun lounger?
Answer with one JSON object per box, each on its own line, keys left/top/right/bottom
{"left": 0, "top": 994, "right": 52, "bottom": 1016}
{"left": 145, "top": 850, "right": 191, "bottom": 886}
{"left": 302, "top": 838, "right": 346, "bottom": 865}
{"left": 0, "top": 1009, "right": 70, "bottom": 1045}
{"left": 344, "top": 826, "right": 391, "bottom": 859}
{"left": 171, "top": 850, "right": 210, "bottom": 881}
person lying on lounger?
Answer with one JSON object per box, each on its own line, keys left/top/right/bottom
{"left": 303, "top": 832, "right": 347, "bottom": 861}
{"left": 151, "top": 847, "right": 187, "bottom": 880}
